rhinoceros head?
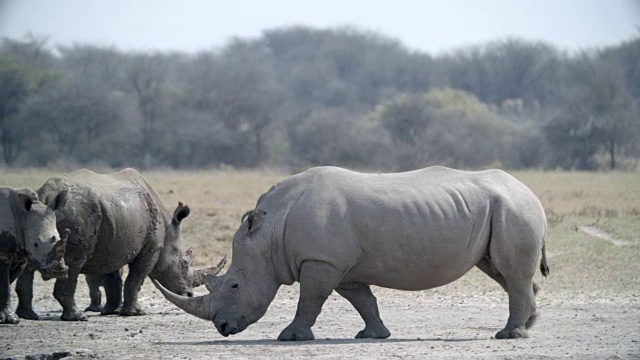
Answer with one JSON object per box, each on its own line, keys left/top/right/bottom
{"left": 152, "top": 202, "right": 226, "bottom": 297}
{"left": 153, "top": 209, "right": 280, "bottom": 337}
{"left": 19, "top": 189, "right": 69, "bottom": 279}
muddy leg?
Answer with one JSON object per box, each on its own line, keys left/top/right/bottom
{"left": 15, "top": 265, "right": 39, "bottom": 320}
{"left": 54, "top": 269, "right": 86, "bottom": 321}
{"left": 336, "top": 283, "right": 390, "bottom": 339}
{"left": 84, "top": 274, "right": 102, "bottom": 312}
{"left": 120, "top": 245, "right": 159, "bottom": 316}
{"left": 278, "top": 261, "right": 341, "bottom": 341}
{"left": 0, "top": 263, "right": 19, "bottom": 324}
{"left": 101, "top": 270, "right": 123, "bottom": 315}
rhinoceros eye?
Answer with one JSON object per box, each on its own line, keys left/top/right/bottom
{"left": 34, "top": 242, "right": 39, "bottom": 248}
{"left": 230, "top": 283, "right": 239, "bottom": 293}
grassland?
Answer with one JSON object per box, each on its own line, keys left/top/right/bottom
{"left": 1, "top": 168, "right": 639, "bottom": 298}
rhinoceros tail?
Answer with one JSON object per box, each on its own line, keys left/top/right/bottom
{"left": 540, "top": 241, "right": 549, "bottom": 277}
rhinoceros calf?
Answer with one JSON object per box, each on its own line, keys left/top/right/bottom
{"left": 0, "top": 187, "right": 68, "bottom": 324}
{"left": 15, "top": 168, "right": 225, "bottom": 321}
{"left": 155, "top": 166, "right": 549, "bottom": 340}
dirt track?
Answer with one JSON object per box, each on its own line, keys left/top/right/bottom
{"left": 2, "top": 268, "right": 639, "bottom": 360}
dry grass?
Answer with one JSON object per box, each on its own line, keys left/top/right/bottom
{"left": 2, "top": 168, "right": 639, "bottom": 299}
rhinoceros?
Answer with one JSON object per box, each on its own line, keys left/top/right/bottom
{"left": 155, "top": 166, "right": 549, "bottom": 340}
{"left": 82, "top": 248, "right": 209, "bottom": 313}
{"left": 15, "top": 168, "right": 226, "bottom": 321}
{"left": 0, "top": 187, "right": 68, "bottom": 323}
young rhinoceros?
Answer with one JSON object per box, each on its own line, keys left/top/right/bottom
{"left": 0, "top": 187, "right": 68, "bottom": 324}
{"left": 15, "top": 168, "right": 225, "bottom": 321}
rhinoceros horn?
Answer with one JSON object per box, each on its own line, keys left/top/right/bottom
{"left": 190, "top": 255, "right": 228, "bottom": 287}
{"left": 152, "top": 278, "right": 216, "bottom": 321}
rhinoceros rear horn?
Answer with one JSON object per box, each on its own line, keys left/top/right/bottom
{"left": 191, "top": 255, "right": 228, "bottom": 288}
{"left": 152, "top": 279, "right": 216, "bottom": 321}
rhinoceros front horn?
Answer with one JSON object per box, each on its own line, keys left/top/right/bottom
{"left": 152, "top": 279, "right": 216, "bottom": 321}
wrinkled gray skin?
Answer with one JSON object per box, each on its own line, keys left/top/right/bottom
{"left": 155, "top": 166, "right": 549, "bottom": 341}
{"left": 15, "top": 168, "right": 225, "bottom": 321}
{"left": 0, "top": 187, "right": 68, "bottom": 324}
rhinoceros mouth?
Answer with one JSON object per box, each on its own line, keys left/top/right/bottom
{"left": 214, "top": 316, "right": 247, "bottom": 337}
{"left": 40, "top": 262, "right": 69, "bottom": 280}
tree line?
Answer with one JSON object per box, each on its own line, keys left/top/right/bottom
{"left": 1, "top": 26, "right": 639, "bottom": 171}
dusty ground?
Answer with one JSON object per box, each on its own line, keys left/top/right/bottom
{"left": 1, "top": 169, "right": 639, "bottom": 359}
{"left": 1, "top": 259, "right": 638, "bottom": 359}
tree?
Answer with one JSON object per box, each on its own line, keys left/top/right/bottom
{"left": 587, "top": 60, "right": 639, "bottom": 169}
{"left": 208, "top": 39, "right": 282, "bottom": 167}
{"left": 371, "top": 88, "right": 517, "bottom": 170}
{"left": 0, "top": 35, "right": 56, "bottom": 165}
{"left": 127, "top": 52, "right": 170, "bottom": 168}
{"left": 288, "top": 108, "right": 388, "bottom": 169}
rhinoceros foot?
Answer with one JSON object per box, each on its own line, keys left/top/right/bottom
{"left": 119, "top": 303, "right": 145, "bottom": 316}
{"left": 0, "top": 309, "right": 20, "bottom": 324}
{"left": 15, "top": 305, "right": 39, "bottom": 320}
{"left": 85, "top": 304, "right": 102, "bottom": 312}
{"left": 355, "top": 325, "right": 391, "bottom": 339}
{"left": 100, "top": 303, "right": 120, "bottom": 316}
{"left": 495, "top": 326, "right": 528, "bottom": 339}
{"left": 277, "top": 324, "right": 315, "bottom": 341}
{"left": 61, "top": 307, "right": 87, "bottom": 321}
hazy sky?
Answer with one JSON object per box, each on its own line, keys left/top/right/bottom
{"left": 1, "top": 0, "right": 638, "bottom": 54}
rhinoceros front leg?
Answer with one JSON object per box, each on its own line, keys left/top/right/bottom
{"left": 335, "top": 283, "right": 390, "bottom": 339}
{"left": 54, "top": 269, "right": 86, "bottom": 321}
{"left": 0, "top": 262, "right": 19, "bottom": 324}
{"left": 15, "top": 265, "right": 40, "bottom": 320}
{"left": 278, "top": 261, "right": 342, "bottom": 341}
{"left": 120, "top": 243, "right": 159, "bottom": 316}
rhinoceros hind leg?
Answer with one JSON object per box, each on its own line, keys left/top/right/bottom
{"left": 336, "top": 283, "right": 390, "bottom": 339}
{"left": 278, "top": 260, "right": 341, "bottom": 341}
{"left": 494, "top": 276, "right": 536, "bottom": 339}
{"left": 84, "top": 274, "right": 102, "bottom": 312}
{"left": 475, "top": 256, "right": 508, "bottom": 292}
{"left": 120, "top": 242, "right": 158, "bottom": 317}
{"left": 100, "top": 270, "right": 123, "bottom": 315}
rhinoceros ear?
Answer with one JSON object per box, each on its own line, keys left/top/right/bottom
{"left": 242, "top": 209, "right": 266, "bottom": 234}
{"left": 173, "top": 202, "right": 190, "bottom": 225}
{"left": 17, "top": 193, "right": 35, "bottom": 212}
{"left": 49, "top": 190, "right": 68, "bottom": 211}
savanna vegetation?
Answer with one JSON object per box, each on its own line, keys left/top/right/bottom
{"left": 1, "top": 27, "right": 639, "bottom": 171}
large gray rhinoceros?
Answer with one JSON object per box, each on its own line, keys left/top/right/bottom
{"left": 0, "top": 187, "right": 68, "bottom": 323}
{"left": 15, "top": 168, "right": 225, "bottom": 321}
{"left": 154, "top": 166, "right": 549, "bottom": 340}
